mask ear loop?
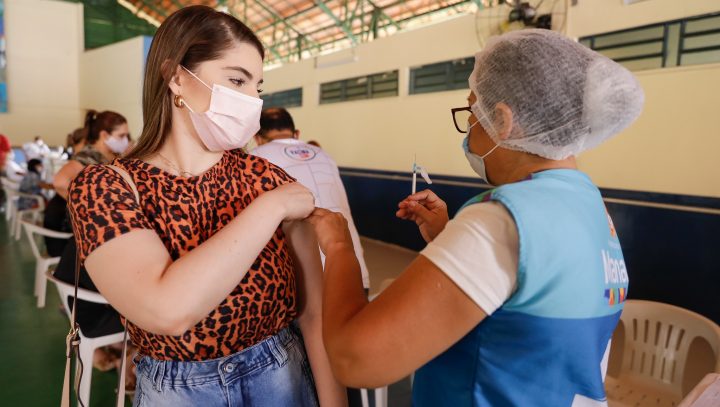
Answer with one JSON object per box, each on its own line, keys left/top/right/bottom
{"left": 467, "top": 114, "right": 501, "bottom": 159}
{"left": 178, "top": 66, "right": 213, "bottom": 114}
{"left": 480, "top": 142, "right": 501, "bottom": 159}
{"left": 180, "top": 66, "right": 213, "bottom": 91}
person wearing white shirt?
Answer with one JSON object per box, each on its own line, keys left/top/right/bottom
{"left": 4, "top": 149, "right": 25, "bottom": 182}
{"left": 251, "top": 108, "right": 370, "bottom": 290}
{"left": 308, "top": 29, "right": 643, "bottom": 407}
{"left": 23, "top": 136, "right": 50, "bottom": 161}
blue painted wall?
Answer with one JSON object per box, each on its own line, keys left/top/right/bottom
{"left": 142, "top": 36, "right": 152, "bottom": 67}
{"left": 340, "top": 167, "right": 720, "bottom": 324}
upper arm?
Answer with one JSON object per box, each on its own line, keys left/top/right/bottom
{"left": 68, "top": 166, "right": 174, "bottom": 333}
{"left": 420, "top": 202, "right": 519, "bottom": 314}
{"left": 85, "top": 230, "right": 173, "bottom": 329}
{"left": 54, "top": 160, "right": 85, "bottom": 198}
{"left": 283, "top": 220, "right": 324, "bottom": 321}
{"left": 336, "top": 255, "right": 487, "bottom": 387}
{"left": 332, "top": 203, "right": 519, "bottom": 387}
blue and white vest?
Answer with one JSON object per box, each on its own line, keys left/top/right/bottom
{"left": 413, "top": 169, "right": 629, "bottom": 407}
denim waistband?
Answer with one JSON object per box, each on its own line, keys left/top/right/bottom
{"left": 136, "top": 325, "right": 298, "bottom": 390}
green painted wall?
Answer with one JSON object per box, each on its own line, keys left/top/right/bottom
{"left": 59, "top": 0, "right": 156, "bottom": 49}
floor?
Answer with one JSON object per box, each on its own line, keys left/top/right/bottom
{"left": 0, "top": 216, "right": 417, "bottom": 407}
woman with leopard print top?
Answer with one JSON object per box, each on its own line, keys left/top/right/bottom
{"left": 68, "top": 6, "right": 346, "bottom": 407}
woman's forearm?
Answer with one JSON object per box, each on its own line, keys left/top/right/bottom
{"left": 299, "top": 315, "right": 348, "bottom": 407}
{"left": 320, "top": 247, "right": 368, "bottom": 384}
{"left": 285, "top": 221, "right": 347, "bottom": 406}
{"left": 155, "top": 193, "right": 288, "bottom": 332}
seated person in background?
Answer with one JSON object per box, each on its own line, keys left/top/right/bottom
{"left": 0, "top": 134, "right": 10, "bottom": 172}
{"left": 53, "top": 110, "right": 129, "bottom": 200}
{"left": 3, "top": 149, "right": 25, "bottom": 182}
{"left": 0, "top": 134, "right": 10, "bottom": 206}
{"left": 45, "top": 111, "right": 128, "bottom": 256}
{"left": 63, "top": 127, "right": 87, "bottom": 159}
{"left": 252, "top": 107, "right": 370, "bottom": 291}
{"left": 23, "top": 136, "right": 50, "bottom": 161}
{"left": 54, "top": 239, "right": 127, "bottom": 373}
{"left": 50, "top": 112, "right": 132, "bottom": 378}
{"left": 18, "top": 159, "right": 52, "bottom": 210}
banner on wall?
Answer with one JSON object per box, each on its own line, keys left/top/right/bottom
{"left": 0, "top": 0, "right": 7, "bottom": 113}
{"left": 0, "top": 0, "right": 6, "bottom": 113}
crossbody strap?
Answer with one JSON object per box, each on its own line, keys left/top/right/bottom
{"left": 107, "top": 164, "right": 138, "bottom": 407}
{"left": 108, "top": 164, "right": 140, "bottom": 203}
{"left": 62, "top": 164, "right": 139, "bottom": 407}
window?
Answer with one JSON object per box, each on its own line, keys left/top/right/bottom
{"left": 409, "top": 57, "right": 474, "bottom": 95}
{"left": 261, "top": 88, "right": 303, "bottom": 108}
{"left": 319, "top": 70, "right": 399, "bottom": 104}
{"left": 579, "top": 12, "right": 720, "bottom": 71}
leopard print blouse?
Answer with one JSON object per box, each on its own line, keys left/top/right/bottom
{"left": 68, "top": 149, "right": 298, "bottom": 361}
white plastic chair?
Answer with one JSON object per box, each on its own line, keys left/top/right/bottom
{"left": 21, "top": 221, "right": 72, "bottom": 308}
{"left": 605, "top": 300, "right": 720, "bottom": 407}
{"left": 2, "top": 177, "right": 45, "bottom": 240}
{"left": 46, "top": 270, "right": 126, "bottom": 407}
{"left": 1, "top": 176, "right": 19, "bottom": 223}
{"left": 13, "top": 194, "right": 45, "bottom": 241}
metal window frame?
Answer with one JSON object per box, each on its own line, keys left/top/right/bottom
{"left": 262, "top": 87, "right": 304, "bottom": 109}
{"left": 320, "top": 70, "right": 399, "bottom": 104}
{"left": 579, "top": 12, "right": 720, "bottom": 70}
{"left": 409, "top": 56, "right": 474, "bottom": 95}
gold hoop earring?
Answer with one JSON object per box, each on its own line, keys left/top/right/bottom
{"left": 173, "top": 94, "right": 185, "bottom": 108}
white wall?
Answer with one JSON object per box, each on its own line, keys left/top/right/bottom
{"left": 0, "top": 0, "right": 84, "bottom": 146}
{"left": 567, "top": 0, "right": 720, "bottom": 38}
{"left": 264, "top": 2, "right": 720, "bottom": 198}
{"left": 263, "top": 14, "right": 482, "bottom": 178}
{"left": 577, "top": 63, "right": 720, "bottom": 198}
{"left": 80, "top": 37, "right": 145, "bottom": 138}
{"left": 567, "top": 0, "right": 720, "bottom": 198}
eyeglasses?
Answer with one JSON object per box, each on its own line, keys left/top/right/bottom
{"left": 451, "top": 107, "right": 473, "bottom": 134}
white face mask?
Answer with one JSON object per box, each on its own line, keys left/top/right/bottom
{"left": 104, "top": 136, "right": 129, "bottom": 154}
{"left": 463, "top": 121, "right": 500, "bottom": 185}
{"left": 181, "top": 66, "right": 263, "bottom": 152}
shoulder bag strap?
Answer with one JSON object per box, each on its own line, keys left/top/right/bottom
{"left": 107, "top": 164, "right": 139, "bottom": 407}
{"left": 61, "top": 164, "right": 139, "bottom": 407}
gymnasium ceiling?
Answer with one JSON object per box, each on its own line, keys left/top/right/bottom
{"left": 69, "top": 0, "right": 485, "bottom": 65}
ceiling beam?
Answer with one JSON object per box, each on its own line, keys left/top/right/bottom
{"left": 255, "top": 5, "right": 317, "bottom": 34}
{"left": 268, "top": 0, "right": 472, "bottom": 54}
{"left": 314, "top": 0, "right": 359, "bottom": 46}
{"left": 252, "top": 0, "right": 322, "bottom": 49}
{"left": 367, "top": 0, "right": 400, "bottom": 30}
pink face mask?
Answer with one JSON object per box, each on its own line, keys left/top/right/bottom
{"left": 181, "top": 66, "right": 263, "bottom": 152}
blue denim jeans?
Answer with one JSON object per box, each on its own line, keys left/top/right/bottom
{"left": 133, "top": 326, "right": 319, "bottom": 406}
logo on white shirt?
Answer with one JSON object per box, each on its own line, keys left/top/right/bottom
{"left": 284, "top": 146, "right": 316, "bottom": 161}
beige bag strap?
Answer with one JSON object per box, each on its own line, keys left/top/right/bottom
{"left": 108, "top": 164, "right": 140, "bottom": 203}
{"left": 61, "top": 164, "right": 139, "bottom": 407}
{"left": 107, "top": 164, "right": 139, "bottom": 407}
